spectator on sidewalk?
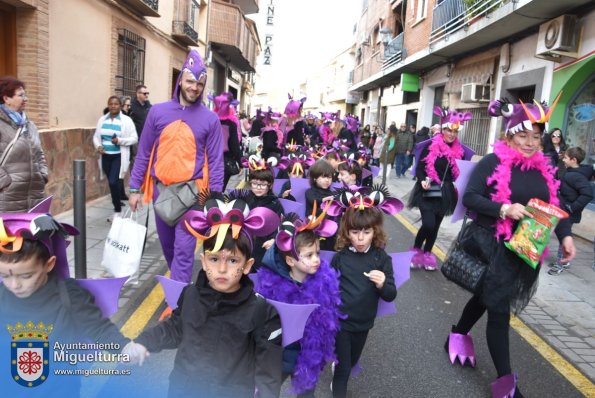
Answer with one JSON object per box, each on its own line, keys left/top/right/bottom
{"left": 129, "top": 84, "right": 152, "bottom": 163}
{"left": 430, "top": 124, "right": 441, "bottom": 136}
{"left": 93, "top": 95, "right": 138, "bottom": 222}
{"left": 393, "top": 123, "right": 413, "bottom": 178}
{"left": 0, "top": 76, "right": 48, "bottom": 213}
{"left": 380, "top": 125, "right": 398, "bottom": 176}
{"left": 542, "top": 127, "right": 567, "bottom": 178}
{"left": 411, "top": 126, "right": 431, "bottom": 180}
{"left": 549, "top": 147, "right": 594, "bottom": 275}
{"left": 371, "top": 125, "right": 385, "bottom": 166}
{"left": 128, "top": 50, "right": 224, "bottom": 285}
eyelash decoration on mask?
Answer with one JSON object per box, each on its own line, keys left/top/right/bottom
{"left": 182, "top": 189, "right": 281, "bottom": 252}
{"left": 275, "top": 203, "right": 338, "bottom": 260}
{"left": 241, "top": 155, "right": 278, "bottom": 171}
{"left": 326, "top": 184, "right": 404, "bottom": 217}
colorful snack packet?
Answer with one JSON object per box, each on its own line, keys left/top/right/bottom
{"left": 504, "top": 198, "right": 568, "bottom": 269}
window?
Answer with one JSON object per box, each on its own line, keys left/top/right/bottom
{"left": 403, "top": 90, "right": 420, "bottom": 104}
{"left": 116, "top": 29, "right": 146, "bottom": 97}
{"left": 416, "top": 0, "right": 427, "bottom": 21}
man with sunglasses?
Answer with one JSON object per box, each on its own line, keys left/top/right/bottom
{"left": 130, "top": 84, "right": 152, "bottom": 141}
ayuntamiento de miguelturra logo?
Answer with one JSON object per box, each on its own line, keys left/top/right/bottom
{"left": 8, "top": 321, "right": 52, "bottom": 388}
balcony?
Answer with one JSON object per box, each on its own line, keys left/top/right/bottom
{"left": 172, "top": 21, "right": 198, "bottom": 46}
{"left": 382, "top": 32, "right": 405, "bottom": 70}
{"left": 232, "top": 0, "right": 259, "bottom": 15}
{"left": 208, "top": 1, "right": 259, "bottom": 72}
{"left": 117, "top": 0, "right": 160, "bottom": 17}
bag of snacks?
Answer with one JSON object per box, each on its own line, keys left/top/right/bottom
{"left": 504, "top": 198, "right": 568, "bottom": 269}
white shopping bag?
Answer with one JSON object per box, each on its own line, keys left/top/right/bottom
{"left": 102, "top": 210, "right": 147, "bottom": 279}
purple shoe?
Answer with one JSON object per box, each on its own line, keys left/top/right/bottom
{"left": 448, "top": 332, "right": 476, "bottom": 367}
{"left": 410, "top": 247, "right": 424, "bottom": 269}
{"left": 423, "top": 252, "right": 437, "bottom": 271}
{"left": 491, "top": 373, "right": 518, "bottom": 398}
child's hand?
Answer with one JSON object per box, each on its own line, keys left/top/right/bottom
{"left": 122, "top": 341, "right": 149, "bottom": 366}
{"left": 365, "top": 270, "right": 386, "bottom": 289}
{"left": 282, "top": 189, "right": 291, "bottom": 198}
{"left": 262, "top": 239, "right": 275, "bottom": 250}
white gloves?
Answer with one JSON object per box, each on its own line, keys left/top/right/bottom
{"left": 122, "top": 341, "right": 149, "bottom": 366}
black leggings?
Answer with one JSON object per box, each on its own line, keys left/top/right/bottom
{"left": 332, "top": 329, "right": 369, "bottom": 398}
{"left": 101, "top": 153, "right": 122, "bottom": 213}
{"left": 454, "top": 295, "right": 511, "bottom": 377}
{"left": 414, "top": 208, "right": 444, "bottom": 253}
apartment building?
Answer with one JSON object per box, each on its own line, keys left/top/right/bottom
{"left": 0, "top": 0, "right": 260, "bottom": 213}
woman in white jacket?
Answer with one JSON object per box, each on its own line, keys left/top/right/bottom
{"left": 93, "top": 95, "right": 138, "bottom": 221}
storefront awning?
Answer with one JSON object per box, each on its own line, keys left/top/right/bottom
{"left": 445, "top": 58, "right": 495, "bottom": 94}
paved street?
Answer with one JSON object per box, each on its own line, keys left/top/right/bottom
{"left": 53, "top": 172, "right": 595, "bottom": 397}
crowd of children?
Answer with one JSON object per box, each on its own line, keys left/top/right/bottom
{"left": 2, "top": 92, "right": 592, "bottom": 398}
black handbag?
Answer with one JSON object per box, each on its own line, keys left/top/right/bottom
{"left": 422, "top": 166, "right": 448, "bottom": 198}
{"left": 224, "top": 158, "right": 240, "bottom": 176}
{"left": 441, "top": 215, "right": 489, "bottom": 295}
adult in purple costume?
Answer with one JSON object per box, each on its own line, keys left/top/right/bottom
{"left": 128, "top": 50, "right": 224, "bottom": 283}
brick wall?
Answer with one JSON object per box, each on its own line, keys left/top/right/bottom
{"left": 404, "top": 0, "right": 434, "bottom": 56}
{"left": 16, "top": 0, "right": 49, "bottom": 129}
{"left": 41, "top": 128, "right": 110, "bottom": 215}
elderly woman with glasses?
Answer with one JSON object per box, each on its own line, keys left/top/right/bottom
{"left": 542, "top": 127, "right": 568, "bottom": 177}
{"left": 0, "top": 76, "right": 48, "bottom": 212}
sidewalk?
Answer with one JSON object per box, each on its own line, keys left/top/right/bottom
{"left": 381, "top": 171, "right": 595, "bottom": 382}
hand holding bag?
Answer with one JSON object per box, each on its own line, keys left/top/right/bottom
{"left": 102, "top": 209, "right": 147, "bottom": 279}
{"left": 441, "top": 215, "right": 489, "bottom": 295}
{"left": 422, "top": 166, "right": 448, "bottom": 198}
{"left": 154, "top": 180, "right": 199, "bottom": 226}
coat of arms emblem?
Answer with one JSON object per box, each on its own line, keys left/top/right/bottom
{"left": 8, "top": 321, "right": 53, "bottom": 388}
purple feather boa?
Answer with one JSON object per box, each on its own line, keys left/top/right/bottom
{"left": 255, "top": 262, "right": 342, "bottom": 394}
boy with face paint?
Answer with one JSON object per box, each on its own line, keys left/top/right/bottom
{"left": 123, "top": 193, "right": 283, "bottom": 397}
{"left": 254, "top": 212, "right": 342, "bottom": 396}
{"left": 128, "top": 50, "right": 224, "bottom": 285}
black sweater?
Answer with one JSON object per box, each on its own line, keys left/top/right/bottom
{"left": 463, "top": 153, "right": 571, "bottom": 240}
{"left": 136, "top": 271, "right": 283, "bottom": 398}
{"left": 246, "top": 192, "right": 284, "bottom": 268}
{"left": 305, "top": 186, "right": 334, "bottom": 217}
{"left": 331, "top": 247, "right": 397, "bottom": 332}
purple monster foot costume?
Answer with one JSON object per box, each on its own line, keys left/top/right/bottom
{"left": 491, "top": 373, "right": 519, "bottom": 398}
{"left": 447, "top": 332, "right": 476, "bottom": 367}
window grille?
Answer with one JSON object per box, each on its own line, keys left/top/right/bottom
{"left": 116, "top": 29, "right": 146, "bottom": 97}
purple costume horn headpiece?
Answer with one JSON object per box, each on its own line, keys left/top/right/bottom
{"left": 0, "top": 202, "right": 78, "bottom": 279}
{"left": 284, "top": 94, "right": 307, "bottom": 118}
{"left": 327, "top": 184, "right": 404, "bottom": 217}
{"left": 183, "top": 190, "right": 280, "bottom": 252}
{"left": 488, "top": 92, "right": 561, "bottom": 135}
{"left": 433, "top": 106, "right": 472, "bottom": 131}
{"left": 276, "top": 206, "right": 337, "bottom": 260}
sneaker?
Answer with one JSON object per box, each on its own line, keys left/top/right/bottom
{"left": 547, "top": 261, "right": 559, "bottom": 268}
{"left": 548, "top": 263, "right": 569, "bottom": 275}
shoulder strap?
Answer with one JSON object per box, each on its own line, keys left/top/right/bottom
{"left": 0, "top": 125, "right": 25, "bottom": 166}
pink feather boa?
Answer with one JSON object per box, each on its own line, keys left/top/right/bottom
{"left": 489, "top": 140, "right": 559, "bottom": 240}
{"left": 255, "top": 261, "right": 342, "bottom": 394}
{"left": 424, "top": 134, "right": 464, "bottom": 184}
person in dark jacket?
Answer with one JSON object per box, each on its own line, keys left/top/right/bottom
{"left": 305, "top": 159, "right": 337, "bottom": 251}
{"left": 548, "top": 147, "right": 594, "bottom": 275}
{"left": 304, "top": 114, "right": 320, "bottom": 146}
{"left": 129, "top": 84, "right": 152, "bottom": 138}
{"left": 331, "top": 206, "right": 396, "bottom": 398}
{"left": 125, "top": 230, "right": 283, "bottom": 398}
{"left": 246, "top": 167, "right": 285, "bottom": 269}
{"left": 286, "top": 120, "right": 305, "bottom": 147}
{"left": 212, "top": 92, "right": 242, "bottom": 190}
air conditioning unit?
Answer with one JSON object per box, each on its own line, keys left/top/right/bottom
{"left": 461, "top": 83, "right": 491, "bottom": 103}
{"left": 535, "top": 15, "right": 578, "bottom": 61}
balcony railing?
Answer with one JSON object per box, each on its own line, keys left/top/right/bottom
{"left": 117, "top": 0, "right": 160, "bottom": 17}
{"left": 429, "top": 0, "right": 504, "bottom": 46}
{"left": 208, "top": 1, "right": 258, "bottom": 71}
{"left": 382, "top": 32, "right": 404, "bottom": 70}
{"left": 172, "top": 21, "right": 198, "bottom": 46}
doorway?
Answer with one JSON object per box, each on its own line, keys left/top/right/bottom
{"left": 0, "top": 4, "right": 17, "bottom": 76}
